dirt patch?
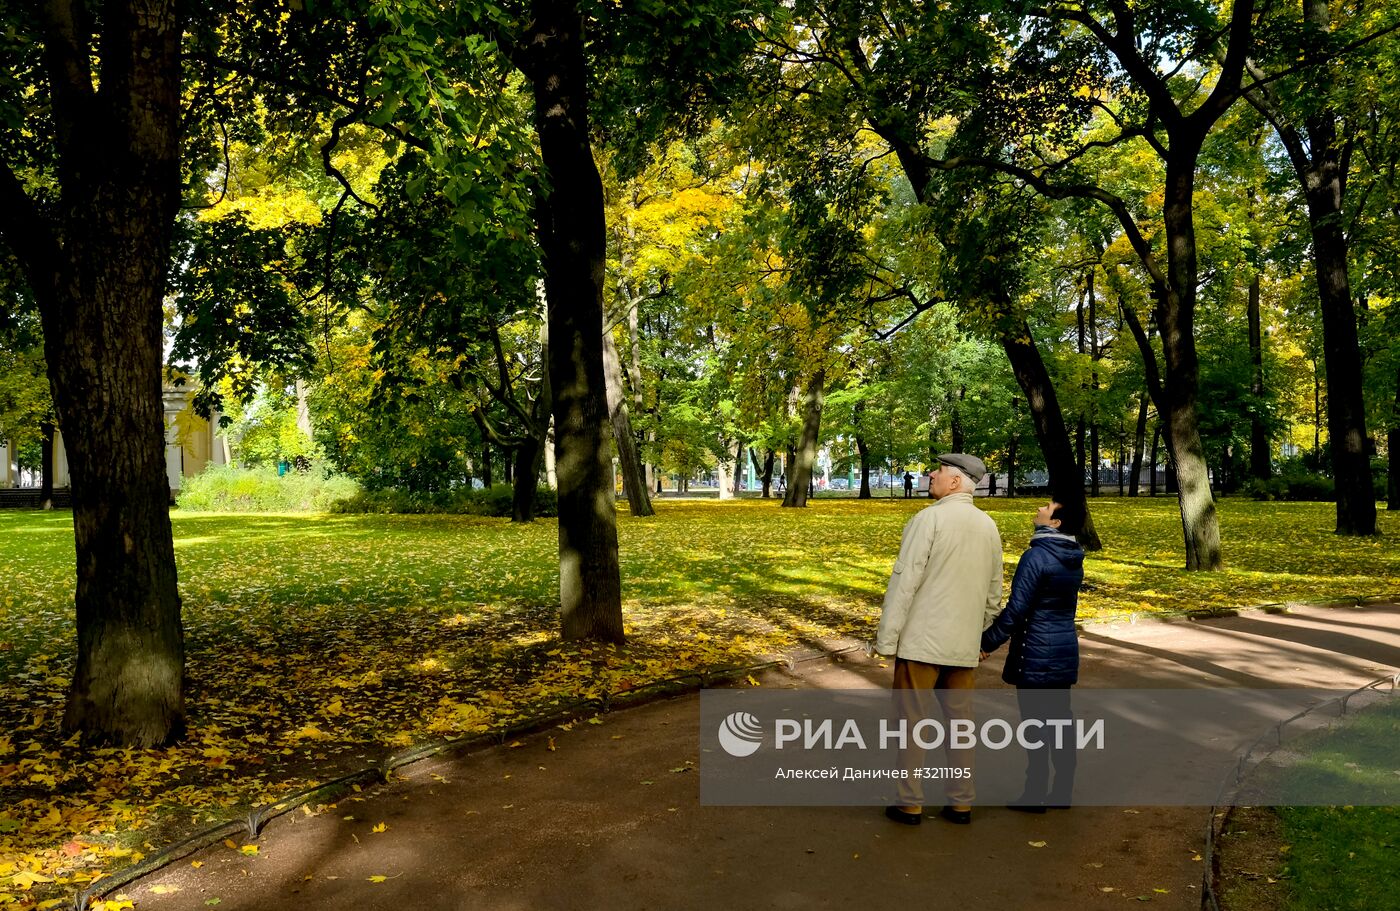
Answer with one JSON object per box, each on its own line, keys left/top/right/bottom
{"left": 1213, "top": 805, "right": 1290, "bottom": 911}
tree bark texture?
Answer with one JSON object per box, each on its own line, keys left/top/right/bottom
{"left": 856, "top": 434, "right": 872, "bottom": 499}
{"left": 40, "top": 419, "right": 55, "bottom": 510}
{"left": 1248, "top": 0, "right": 1375, "bottom": 534}
{"left": 602, "top": 320, "right": 653, "bottom": 516}
{"left": 511, "top": 433, "right": 543, "bottom": 523}
{"left": 295, "top": 378, "right": 313, "bottom": 440}
{"left": 1150, "top": 424, "right": 1161, "bottom": 496}
{"left": 1130, "top": 395, "right": 1148, "bottom": 497}
{"left": 1088, "top": 274, "right": 1100, "bottom": 498}
{"left": 949, "top": 387, "right": 965, "bottom": 453}
{"left": 1247, "top": 274, "right": 1271, "bottom": 480}
{"left": 1006, "top": 398, "right": 1019, "bottom": 499}
{"left": 1160, "top": 153, "right": 1223, "bottom": 569}
{"left": 0, "top": 0, "right": 190, "bottom": 746}
{"left": 1389, "top": 365, "right": 1399, "bottom": 510}
{"left": 517, "top": 1, "right": 623, "bottom": 642}
{"left": 1300, "top": 135, "right": 1376, "bottom": 534}
{"left": 782, "top": 370, "right": 825, "bottom": 508}
{"left": 999, "top": 321, "right": 1101, "bottom": 551}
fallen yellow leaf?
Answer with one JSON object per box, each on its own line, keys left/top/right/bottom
{"left": 12, "top": 870, "right": 54, "bottom": 890}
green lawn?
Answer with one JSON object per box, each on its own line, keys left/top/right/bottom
{"left": 1219, "top": 698, "right": 1400, "bottom": 911}
{"left": 1, "top": 496, "right": 1398, "bottom": 905}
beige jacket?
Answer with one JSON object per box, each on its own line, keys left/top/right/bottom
{"left": 874, "top": 492, "right": 1004, "bottom": 667}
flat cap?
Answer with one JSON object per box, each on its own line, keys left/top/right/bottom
{"left": 937, "top": 452, "right": 987, "bottom": 484}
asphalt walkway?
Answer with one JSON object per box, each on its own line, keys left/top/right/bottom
{"left": 134, "top": 603, "right": 1400, "bottom": 911}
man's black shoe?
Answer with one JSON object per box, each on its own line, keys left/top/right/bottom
{"left": 884, "top": 805, "right": 923, "bottom": 825}
{"left": 938, "top": 806, "right": 972, "bottom": 825}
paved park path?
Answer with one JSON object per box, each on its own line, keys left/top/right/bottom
{"left": 135, "top": 603, "right": 1400, "bottom": 911}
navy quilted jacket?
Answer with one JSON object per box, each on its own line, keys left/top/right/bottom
{"left": 981, "top": 527, "right": 1085, "bottom": 687}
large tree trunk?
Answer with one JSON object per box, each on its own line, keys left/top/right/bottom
{"left": 949, "top": 386, "right": 965, "bottom": 452}
{"left": 511, "top": 433, "right": 543, "bottom": 523}
{"left": 1150, "top": 424, "right": 1161, "bottom": 497}
{"left": 1129, "top": 394, "right": 1148, "bottom": 497}
{"left": 623, "top": 300, "right": 654, "bottom": 494}
{"left": 602, "top": 320, "right": 653, "bottom": 516}
{"left": 782, "top": 370, "right": 825, "bottom": 508}
{"left": 295, "top": 378, "right": 313, "bottom": 440}
{"left": 1160, "top": 153, "right": 1223, "bottom": 569}
{"left": 1117, "top": 437, "right": 1125, "bottom": 496}
{"left": 39, "top": 419, "right": 55, "bottom": 510}
{"left": 1300, "top": 138, "right": 1375, "bottom": 534}
{"left": 731, "top": 440, "right": 744, "bottom": 497}
{"left": 517, "top": 1, "right": 623, "bottom": 643}
{"left": 856, "top": 434, "right": 872, "bottom": 499}
{"left": 544, "top": 421, "right": 557, "bottom": 488}
{"left": 1391, "top": 365, "right": 1400, "bottom": 511}
{"left": 999, "top": 320, "right": 1101, "bottom": 550}
{"left": 1245, "top": 0, "right": 1375, "bottom": 534}
{"left": 1247, "top": 274, "right": 1271, "bottom": 481}
{"left": 1006, "top": 398, "right": 1019, "bottom": 498}
{"left": 0, "top": 0, "right": 190, "bottom": 747}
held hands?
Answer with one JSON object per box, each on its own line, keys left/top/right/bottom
{"left": 978, "top": 650, "right": 989, "bottom": 662}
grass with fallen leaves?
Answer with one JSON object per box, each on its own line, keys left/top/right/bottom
{"left": 1, "top": 496, "right": 1398, "bottom": 907}
{"left": 1218, "top": 699, "right": 1400, "bottom": 911}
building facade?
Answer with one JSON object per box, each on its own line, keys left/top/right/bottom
{"left": 0, "top": 386, "right": 226, "bottom": 492}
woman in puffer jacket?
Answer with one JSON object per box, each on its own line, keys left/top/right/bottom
{"left": 980, "top": 499, "right": 1086, "bottom": 812}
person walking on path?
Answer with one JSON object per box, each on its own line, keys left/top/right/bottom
{"left": 903, "top": 471, "right": 914, "bottom": 498}
{"left": 874, "top": 453, "right": 1004, "bottom": 826}
{"left": 980, "top": 500, "right": 1086, "bottom": 812}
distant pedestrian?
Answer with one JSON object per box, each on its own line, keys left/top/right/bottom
{"left": 979, "top": 499, "right": 1086, "bottom": 812}
{"left": 777, "top": 473, "right": 786, "bottom": 493}
{"left": 903, "top": 471, "right": 914, "bottom": 498}
{"left": 875, "top": 453, "right": 1004, "bottom": 826}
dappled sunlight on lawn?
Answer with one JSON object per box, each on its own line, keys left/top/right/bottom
{"left": 0, "top": 497, "right": 1397, "bottom": 901}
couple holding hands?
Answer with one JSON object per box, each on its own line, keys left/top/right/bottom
{"left": 873, "top": 453, "right": 1085, "bottom": 825}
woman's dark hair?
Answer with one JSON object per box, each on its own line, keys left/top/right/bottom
{"left": 1051, "top": 500, "right": 1086, "bottom": 538}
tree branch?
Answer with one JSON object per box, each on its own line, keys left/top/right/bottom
{"left": 1030, "top": 4, "right": 1182, "bottom": 129}
{"left": 929, "top": 153, "right": 1171, "bottom": 296}
{"left": 0, "top": 160, "right": 62, "bottom": 293}
{"left": 1189, "top": 0, "right": 1257, "bottom": 128}
{"left": 41, "top": 0, "right": 97, "bottom": 155}
{"left": 183, "top": 121, "right": 232, "bottom": 210}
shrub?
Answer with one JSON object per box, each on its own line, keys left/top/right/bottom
{"left": 177, "top": 464, "right": 360, "bottom": 512}
{"left": 330, "top": 484, "right": 558, "bottom": 518}
{"left": 1243, "top": 470, "right": 1335, "bottom": 502}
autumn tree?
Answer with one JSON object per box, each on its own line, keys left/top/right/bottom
{"left": 1237, "top": 0, "right": 1400, "bottom": 533}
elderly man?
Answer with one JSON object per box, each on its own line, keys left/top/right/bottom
{"left": 874, "top": 453, "right": 1004, "bottom": 825}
